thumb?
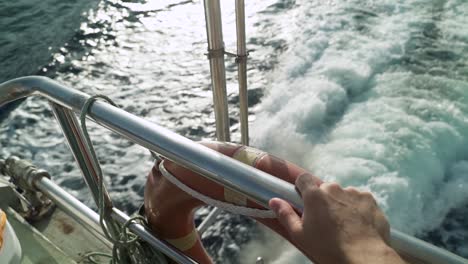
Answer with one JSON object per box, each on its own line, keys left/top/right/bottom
{"left": 269, "top": 198, "right": 303, "bottom": 238}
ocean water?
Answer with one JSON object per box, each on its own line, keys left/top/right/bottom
{"left": 1, "top": 0, "right": 467, "bottom": 263}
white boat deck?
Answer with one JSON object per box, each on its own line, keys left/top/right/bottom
{"left": 1, "top": 182, "right": 111, "bottom": 264}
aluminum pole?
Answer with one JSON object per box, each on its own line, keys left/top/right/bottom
{"left": 235, "top": 0, "right": 249, "bottom": 146}
{"left": 34, "top": 174, "right": 197, "bottom": 264}
{"left": 111, "top": 209, "right": 198, "bottom": 264}
{"left": 34, "top": 175, "right": 110, "bottom": 244}
{"left": 203, "top": 0, "right": 230, "bottom": 142}
{"left": 0, "top": 76, "right": 302, "bottom": 213}
{"left": 50, "top": 103, "right": 111, "bottom": 208}
{"left": 50, "top": 103, "right": 122, "bottom": 237}
{"left": 199, "top": 0, "right": 232, "bottom": 234}
{"left": 199, "top": 0, "right": 251, "bottom": 234}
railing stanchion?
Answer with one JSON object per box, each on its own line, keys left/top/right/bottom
{"left": 198, "top": 0, "right": 232, "bottom": 235}
{"left": 203, "top": 0, "right": 230, "bottom": 142}
{"left": 50, "top": 103, "right": 111, "bottom": 208}
{"left": 235, "top": 0, "right": 249, "bottom": 146}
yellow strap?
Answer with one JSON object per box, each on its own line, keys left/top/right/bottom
{"left": 166, "top": 228, "right": 198, "bottom": 251}
{"left": 232, "top": 146, "right": 265, "bottom": 166}
{"left": 224, "top": 147, "right": 266, "bottom": 206}
{"left": 223, "top": 188, "right": 248, "bottom": 206}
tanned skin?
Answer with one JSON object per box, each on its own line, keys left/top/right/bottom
{"left": 269, "top": 175, "right": 405, "bottom": 264}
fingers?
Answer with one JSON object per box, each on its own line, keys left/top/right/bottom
{"left": 374, "top": 210, "right": 391, "bottom": 244}
{"left": 360, "top": 191, "right": 378, "bottom": 206}
{"left": 295, "top": 173, "right": 322, "bottom": 196}
{"left": 321, "top": 182, "right": 343, "bottom": 195}
{"left": 269, "top": 198, "right": 303, "bottom": 238}
{"left": 344, "top": 186, "right": 360, "bottom": 197}
{"left": 342, "top": 188, "right": 389, "bottom": 243}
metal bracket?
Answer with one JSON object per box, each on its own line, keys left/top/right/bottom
{"left": 205, "top": 47, "right": 225, "bottom": 59}
{"left": 205, "top": 48, "right": 250, "bottom": 63}
{"left": 224, "top": 50, "right": 250, "bottom": 64}
{"left": 1, "top": 157, "right": 55, "bottom": 222}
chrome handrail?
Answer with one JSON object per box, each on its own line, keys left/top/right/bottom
{"left": 0, "top": 76, "right": 301, "bottom": 209}
{"left": 34, "top": 169, "right": 197, "bottom": 264}
{"left": 1, "top": 76, "right": 467, "bottom": 264}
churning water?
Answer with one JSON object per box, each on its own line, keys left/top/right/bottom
{"left": 1, "top": 0, "right": 467, "bottom": 262}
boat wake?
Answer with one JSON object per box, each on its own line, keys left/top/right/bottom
{"left": 251, "top": 0, "right": 468, "bottom": 260}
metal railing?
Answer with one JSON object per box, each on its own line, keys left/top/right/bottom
{"left": 198, "top": 0, "right": 251, "bottom": 235}
{"left": 235, "top": 0, "right": 249, "bottom": 146}
{"left": 204, "top": 0, "right": 231, "bottom": 142}
{"left": 1, "top": 76, "right": 467, "bottom": 264}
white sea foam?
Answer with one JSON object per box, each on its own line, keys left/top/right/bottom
{"left": 248, "top": 0, "right": 468, "bottom": 261}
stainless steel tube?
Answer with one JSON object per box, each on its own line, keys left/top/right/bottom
{"left": 111, "top": 209, "right": 197, "bottom": 264}
{"left": 203, "top": 0, "right": 230, "bottom": 142}
{"left": 50, "top": 103, "right": 113, "bottom": 209}
{"left": 34, "top": 174, "right": 197, "bottom": 264}
{"left": 196, "top": 206, "right": 220, "bottom": 234}
{"left": 199, "top": 0, "right": 232, "bottom": 235}
{"left": 199, "top": 0, "right": 251, "bottom": 235}
{"left": 235, "top": 0, "right": 249, "bottom": 146}
{"left": 1, "top": 76, "right": 467, "bottom": 264}
{"left": 0, "top": 76, "right": 301, "bottom": 212}
{"left": 390, "top": 229, "right": 468, "bottom": 264}
{"left": 34, "top": 176, "right": 109, "bottom": 244}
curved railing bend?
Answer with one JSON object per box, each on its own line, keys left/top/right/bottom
{"left": 0, "top": 76, "right": 301, "bottom": 209}
{"left": 1, "top": 76, "right": 466, "bottom": 264}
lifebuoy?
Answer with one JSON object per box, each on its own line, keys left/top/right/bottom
{"left": 144, "top": 141, "right": 323, "bottom": 263}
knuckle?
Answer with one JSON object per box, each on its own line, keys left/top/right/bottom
{"left": 302, "top": 185, "right": 321, "bottom": 200}
{"left": 375, "top": 210, "right": 389, "bottom": 225}
{"left": 322, "top": 182, "right": 342, "bottom": 193}
{"left": 295, "top": 173, "right": 308, "bottom": 188}
{"left": 344, "top": 186, "right": 360, "bottom": 195}
{"left": 361, "top": 191, "right": 376, "bottom": 202}
{"left": 375, "top": 211, "right": 391, "bottom": 242}
{"left": 295, "top": 174, "right": 319, "bottom": 196}
{"left": 278, "top": 207, "right": 290, "bottom": 219}
{"left": 291, "top": 228, "right": 304, "bottom": 241}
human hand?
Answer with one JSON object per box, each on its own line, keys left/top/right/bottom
{"left": 269, "top": 175, "right": 404, "bottom": 264}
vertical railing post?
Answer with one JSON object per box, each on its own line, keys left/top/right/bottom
{"left": 235, "top": 0, "right": 249, "bottom": 146}
{"left": 203, "top": 0, "right": 231, "bottom": 142}
{"left": 198, "top": 0, "right": 231, "bottom": 234}
{"left": 50, "top": 103, "right": 120, "bottom": 235}
{"left": 50, "top": 103, "right": 108, "bottom": 207}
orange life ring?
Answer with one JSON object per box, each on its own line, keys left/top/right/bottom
{"left": 144, "top": 141, "right": 323, "bottom": 263}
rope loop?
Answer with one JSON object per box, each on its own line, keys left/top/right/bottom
{"left": 80, "top": 95, "right": 118, "bottom": 241}
{"left": 79, "top": 95, "right": 167, "bottom": 264}
{"left": 159, "top": 160, "right": 276, "bottom": 219}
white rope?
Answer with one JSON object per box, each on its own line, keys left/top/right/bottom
{"left": 158, "top": 161, "right": 276, "bottom": 219}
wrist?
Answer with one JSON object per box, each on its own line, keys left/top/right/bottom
{"left": 342, "top": 238, "right": 403, "bottom": 264}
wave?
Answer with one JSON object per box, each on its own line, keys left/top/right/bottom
{"left": 251, "top": 0, "right": 468, "bottom": 259}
